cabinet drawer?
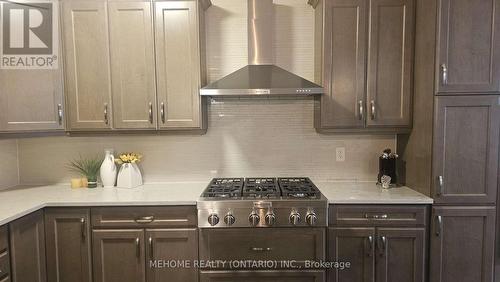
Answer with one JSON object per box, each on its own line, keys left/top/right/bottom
{"left": 200, "top": 228, "right": 325, "bottom": 268}
{"left": 329, "top": 205, "right": 428, "bottom": 226}
{"left": 0, "top": 251, "right": 9, "bottom": 279}
{"left": 0, "top": 226, "right": 7, "bottom": 253}
{"left": 91, "top": 206, "right": 196, "bottom": 228}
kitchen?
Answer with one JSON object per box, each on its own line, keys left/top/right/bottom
{"left": 0, "top": 0, "right": 498, "bottom": 281}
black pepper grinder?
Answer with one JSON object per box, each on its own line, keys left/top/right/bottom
{"left": 377, "top": 148, "right": 398, "bottom": 186}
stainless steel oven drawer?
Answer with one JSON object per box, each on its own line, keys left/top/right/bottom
{"left": 199, "top": 228, "right": 325, "bottom": 269}
{"left": 200, "top": 270, "right": 325, "bottom": 282}
{"left": 91, "top": 206, "right": 197, "bottom": 228}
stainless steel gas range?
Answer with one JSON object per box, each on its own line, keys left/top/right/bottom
{"left": 197, "top": 177, "right": 328, "bottom": 228}
{"left": 197, "top": 177, "right": 327, "bottom": 281}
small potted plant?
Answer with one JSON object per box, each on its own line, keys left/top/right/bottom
{"left": 68, "top": 156, "right": 104, "bottom": 188}
{"left": 115, "top": 152, "right": 143, "bottom": 188}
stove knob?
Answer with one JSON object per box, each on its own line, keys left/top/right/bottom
{"left": 265, "top": 212, "right": 276, "bottom": 226}
{"left": 306, "top": 212, "right": 317, "bottom": 226}
{"left": 208, "top": 214, "right": 219, "bottom": 226}
{"left": 224, "top": 214, "right": 236, "bottom": 226}
{"left": 249, "top": 212, "right": 260, "bottom": 226}
{"left": 289, "top": 212, "right": 301, "bottom": 225}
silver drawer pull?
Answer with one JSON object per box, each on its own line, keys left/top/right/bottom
{"left": 437, "top": 176, "right": 444, "bottom": 196}
{"left": 104, "top": 103, "right": 109, "bottom": 125}
{"left": 366, "top": 235, "right": 374, "bottom": 257}
{"left": 136, "top": 238, "right": 140, "bottom": 258}
{"left": 250, "top": 247, "right": 272, "bottom": 252}
{"left": 364, "top": 214, "right": 388, "bottom": 219}
{"left": 160, "top": 102, "right": 166, "bottom": 124}
{"left": 80, "top": 218, "right": 86, "bottom": 239}
{"left": 370, "top": 100, "right": 376, "bottom": 120}
{"left": 358, "top": 100, "right": 364, "bottom": 120}
{"left": 135, "top": 216, "right": 154, "bottom": 224}
{"left": 148, "top": 102, "right": 153, "bottom": 124}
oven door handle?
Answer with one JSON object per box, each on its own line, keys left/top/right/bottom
{"left": 250, "top": 247, "right": 273, "bottom": 252}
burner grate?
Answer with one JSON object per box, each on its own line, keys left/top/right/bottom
{"left": 242, "top": 178, "right": 281, "bottom": 199}
{"left": 202, "top": 178, "right": 243, "bottom": 198}
{"left": 278, "top": 177, "right": 321, "bottom": 199}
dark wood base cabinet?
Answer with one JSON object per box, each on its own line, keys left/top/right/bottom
{"left": 200, "top": 270, "right": 325, "bottom": 282}
{"left": 328, "top": 227, "right": 425, "bottom": 282}
{"left": 429, "top": 206, "right": 496, "bottom": 282}
{"left": 0, "top": 226, "right": 10, "bottom": 282}
{"left": 45, "top": 208, "right": 92, "bottom": 282}
{"left": 9, "top": 210, "right": 47, "bottom": 282}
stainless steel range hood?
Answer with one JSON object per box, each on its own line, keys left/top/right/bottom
{"left": 200, "top": 0, "right": 324, "bottom": 96}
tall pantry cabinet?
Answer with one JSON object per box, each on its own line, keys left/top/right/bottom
{"left": 401, "top": 0, "right": 500, "bottom": 281}
{"left": 60, "top": 0, "right": 207, "bottom": 132}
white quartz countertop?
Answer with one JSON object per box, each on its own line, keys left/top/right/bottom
{"left": 316, "top": 182, "right": 433, "bottom": 204}
{"left": 0, "top": 181, "right": 432, "bottom": 226}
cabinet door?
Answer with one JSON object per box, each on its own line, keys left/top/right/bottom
{"left": 146, "top": 228, "right": 198, "bottom": 282}
{"left": 45, "top": 208, "right": 91, "bottom": 282}
{"left": 429, "top": 206, "right": 495, "bottom": 282}
{"left": 376, "top": 228, "right": 425, "bottom": 282}
{"left": 0, "top": 69, "right": 64, "bottom": 131}
{"left": 93, "top": 229, "right": 146, "bottom": 282}
{"left": 9, "top": 210, "right": 46, "bottom": 282}
{"left": 200, "top": 270, "right": 325, "bottom": 282}
{"left": 436, "top": 0, "right": 500, "bottom": 93}
{"left": 366, "top": 0, "right": 414, "bottom": 127}
{"left": 62, "top": 0, "right": 112, "bottom": 130}
{"left": 108, "top": 0, "right": 157, "bottom": 129}
{"left": 432, "top": 95, "right": 500, "bottom": 204}
{"left": 154, "top": 1, "right": 202, "bottom": 129}
{"left": 318, "top": 0, "right": 367, "bottom": 129}
{"left": 328, "top": 227, "right": 375, "bottom": 282}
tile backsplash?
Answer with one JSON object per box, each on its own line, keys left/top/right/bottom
{"left": 0, "top": 139, "right": 19, "bottom": 189}
{"left": 17, "top": 98, "right": 395, "bottom": 185}
{"left": 13, "top": 0, "right": 395, "bottom": 185}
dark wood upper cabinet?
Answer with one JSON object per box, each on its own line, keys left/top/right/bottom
{"left": 429, "top": 206, "right": 496, "bottom": 282}
{"left": 366, "top": 0, "right": 414, "bottom": 128}
{"left": 315, "top": 0, "right": 414, "bottom": 132}
{"left": 318, "top": 0, "right": 368, "bottom": 129}
{"left": 376, "top": 228, "right": 425, "bottom": 282}
{"left": 9, "top": 210, "right": 47, "bottom": 282}
{"left": 146, "top": 228, "right": 198, "bottom": 282}
{"left": 328, "top": 227, "right": 375, "bottom": 282}
{"left": 436, "top": 0, "right": 500, "bottom": 93}
{"left": 93, "top": 229, "right": 146, "bottom": 282}
{"left": 432, "top": 95, "right": 500, "bottom": 204}
{"left": 45, "top": 208, "right": 92, "bottom": 282}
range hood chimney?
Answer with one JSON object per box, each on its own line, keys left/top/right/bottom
{"left": 200, "top": 0, "right": 324, "bottom": 96}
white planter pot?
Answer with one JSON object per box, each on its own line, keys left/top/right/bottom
{"left": 100, "top": 149, "right": 117, "bottom": 188}
{"left": 117, "top": 163, "right": 143, "bottom": 189}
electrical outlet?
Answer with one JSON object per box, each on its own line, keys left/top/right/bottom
{"left": 336, "top": 147, "right": 346, "bottom": 162}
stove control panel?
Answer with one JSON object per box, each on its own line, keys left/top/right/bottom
{"left": 197, "top": 200, "right": 327, "bottom": 228}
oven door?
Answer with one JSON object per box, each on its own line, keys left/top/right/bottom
{"left": 199, "top": 228, "right": 325, "bottom": 270}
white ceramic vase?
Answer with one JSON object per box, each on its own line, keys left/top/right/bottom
{"left": 117, "top": 163, "right": 143, "bottom": 189}
{"left": 100, "top": 149, "right": 117, "bottom": 188}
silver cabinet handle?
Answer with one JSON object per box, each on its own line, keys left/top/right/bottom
{"left": 136, "top": 238, "right": 140, "bottom": 258}
{"left": 378, "top": 235, "right": 386, "bottom": 256}
{"left": 149, "top": 237, "right": 154, "bottom": 260}
{"left": 366, "top": 235, "right": 374, "bottom": 257}
{"left": 104, "top": 103, "right": 109, "bottom": 125}
{"left": 440, "top": 64, "right": 448, "bottom": 85}
{"left": 160, "top": 102, "right": 165, "bottom": 124}
{"left": 435, "top": 215, "right": 443, "bottom": 236}
{"left": 80, "top": 218, "right": 86, "bottom": 239}
{"left": 148, "top": 102, "right": 153, "bottom": 124}
{"left": 57, "top": 104, "right": 63, "bottom": 125}
{"left": 250, "top": 247, "right": 272, "bottom": 252}
{"left": 358, "top": 100, "right": 364, "bottom": 120}
{"left": 135, "top": 216, "right": 154, "bottom": 224}
{"left": 370, "top": 100, "right": 376, "bottom": 120}
{"left": 364, "top": 214, "right": 388, "bottom": 220}
{"left": 437, "top": 176, "right": 444, "bottom": 196}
